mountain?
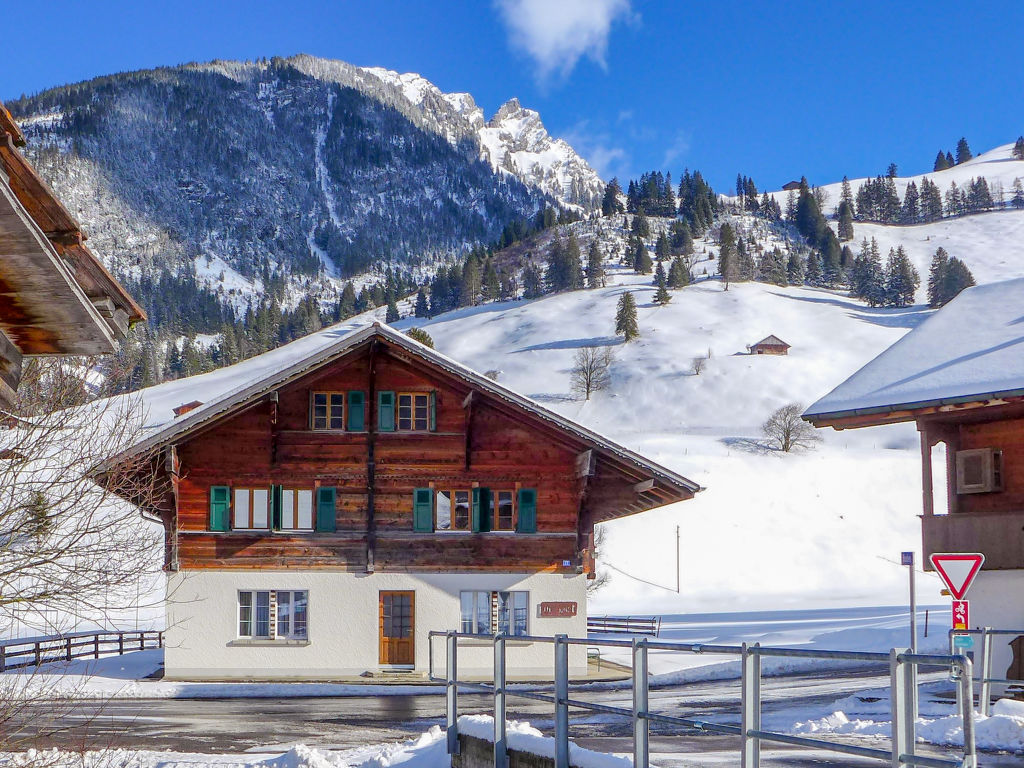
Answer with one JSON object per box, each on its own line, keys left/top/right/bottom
{"left": 6, "top": 55, "right": 603, "bottom": 336}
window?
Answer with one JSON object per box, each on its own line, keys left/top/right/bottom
{"left": 460, "top": 591, "right": 528, "bottom": 637}
{"left": 233, "top": 488, "right": 270, "bottom": 530}
{"left": 276, "top": 590, "right": 309, "bottom": 639}
{"left": 398, "top": 392, "right": 430, "bottom": 431}
{"left": 436, "top": 489, "right": 472, "bottom": 531}
{"left": 238, "top": 589, "right": 307, "bottom": 639}
{"left": 280, "top": 489, "right": 314, "bottom": 531}
{"left": 491, "top": 490, "right": 515, "bottom": 531}
{"left": 312, "top": 392, "right": 345, "bottom": 430}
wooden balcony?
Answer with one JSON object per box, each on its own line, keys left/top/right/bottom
{"left": 922, "top": 512, "right": 1024, "bottom": 570}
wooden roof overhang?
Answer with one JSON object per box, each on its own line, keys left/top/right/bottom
{"left": 0, "top": 105, "right": 146, "bottom": 343}
{"left": 804, "top": 389, "right": 1024, "bottom": 431}
{"left": 106, "top": 323, "right": 702, "bottom": 521}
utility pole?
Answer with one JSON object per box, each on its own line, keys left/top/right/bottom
{"left": 902, "top": 551, "right": 918, "bottom": 723}
{"left": 676, "top": 525, "right": 680, "bottom": 594}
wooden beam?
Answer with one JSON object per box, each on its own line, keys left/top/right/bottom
{"left": 464, "top": 391, "right": 474, "bottom": 471}
{"left": 575, "top": 449, "right": 596, "bottom": 478}
{"left": 0, "top": 328, "right": 24, "bottom": 398}
{"left": 462, "top": 390, "right": 475, "bottom": 409}
{"left": 632, "top": 479, "right": 655, "bottom": 494}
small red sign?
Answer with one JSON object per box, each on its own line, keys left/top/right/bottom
{"left": 538, "top": 601, "right": 578, "bottom": 618}
{"left": 952, "top": 600, "right": 969, "bottom": 631}
{"left": 930, "top": 553, "right": 985, "bottom": 600}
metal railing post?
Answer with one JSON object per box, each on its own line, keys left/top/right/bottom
{"left": 979, "top": 628, "right": 993, "bottom": 717}
{"left": 494, "top": 634, "right": 507, "bottom": 768}
{"left": 554, "top": 634, "right": 570, "bottom": 768}
{"left": 741, "top": 642, "right": 761, "bottom": 768}
{"left": 446, "top": 631, "right": 460, "bottom": 755}
{"left": 632, "top": 637, "right": 649, "bottom": 768}
{"left": 890, "top": 649, "right": 915, "bottom": 768}
{"left": 959, "top": 656, "right": 978, "bottom": 768}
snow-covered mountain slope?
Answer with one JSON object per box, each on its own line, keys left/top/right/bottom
{"left": 130, "top": 256, "right": 944, "bottom": 614}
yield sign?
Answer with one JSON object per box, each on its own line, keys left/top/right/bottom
{"left": 930, "top": 553, "right": 985, "bottom": 600}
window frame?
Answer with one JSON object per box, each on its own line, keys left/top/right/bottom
{"left": 490, "top": 489, "right": 516, "bottom": 532}
{"left": 232, "top": 487, "right": 270, "bottom": 531}
{"left": 238, "top": 589, "right": 308, "bottom": 640}
{"left": 397, "top": 392, "right": 430, "bottom": 432}
{"left": 311, "top": 391, "right": 346, "bottom": 431}
{"left": 435, "top": 488, "right": 472, "bottom": 532}
{"left": 278, "top": 488, "right": 315, "bottom": 532}
{"left": 275, "top": 589, "right": 309, "bottom": 639}
{"left": 459, "top": 590, "right": 528, "bottom": 637}
{"left": 238, "top": 589, "right": 272, "bottom": 639}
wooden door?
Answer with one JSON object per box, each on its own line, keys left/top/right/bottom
{"left": 379, "top": 591, "right": 415, "bottom": 666}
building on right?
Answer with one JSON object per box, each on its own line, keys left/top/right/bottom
{"left": 803, "top": 278, "right": 1024, "bottom": 679}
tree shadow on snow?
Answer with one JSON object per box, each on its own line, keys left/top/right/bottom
{"left": 513, "top": 336, "right": 621, "bottom": 353}
{"left": 720, "top": 436, "right": 775, "bottom": 455}
{"left": 767, "top": 290, "right": 931, "bottom": 330}
{"left": 529, "top": 393, "right": 577, "bottom": 403}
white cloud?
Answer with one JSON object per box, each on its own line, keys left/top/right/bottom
{"left": 662, "top": 131, "right": 692, "bottom": 168}
{"left": 562, "top": 120, "right": 632, "bottom": 181}
{"left": 495, "top": 0, "right": 634, "bottom": 82}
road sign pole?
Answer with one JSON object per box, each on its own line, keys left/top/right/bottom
{"left": 902, "top": 552, "right": 919, "bottom": 723}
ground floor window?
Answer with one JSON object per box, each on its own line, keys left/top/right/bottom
{"left": 460, "top": 590, "right": 528, "bottom": 636}
{"left": 238, "top": 589, "right": 308, "bottom": 640}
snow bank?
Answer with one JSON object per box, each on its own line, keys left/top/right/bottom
{"left": 458, "top": 715, "right": 631, "bottom": 768}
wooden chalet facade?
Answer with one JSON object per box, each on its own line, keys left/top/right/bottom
{"left": 804, "top": 278, "right": 1024, "bottom": 682}
{"left": 0, "top": 100, "right": 144, "bottom": 403}
{"left": 750, "top": 335, "right": 790, "bottom": 355}
{"left": 113, "top": 322, "right": 700, "bottom": 680}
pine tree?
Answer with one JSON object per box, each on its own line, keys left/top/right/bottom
{"left": 460, "top": 256, "right": 482, "bottom": 306}
{"left": 1013, "top": 178, "right": 1024, "bottom": 209}
{"left": 786, "top": 252, "right": 805, "bottom": 286}
{"left": 928, "top": 247, "right": 975, "bottom": 307}
{"left": 631, "top": 209, "right": 651, "bottom": 238}
{"left": 1014, "top": 137, "right": 1024, "bottom": 161}
{"left": 586, "top": 241, "right": 605, "bottom": 288}
{"left": 718, "top": 222, "right": 737, "bottom": 288}
{"left": 615, "top": 292, "right": 639, "bottom": 341}
{"left": 884, "top": 246, "right": 920, "bottom": 307}
{"left": 736, "top": 236, "right": 755, "bottom": 281}
{"left": 601, "top": 177, "right": 624, "bottom": 216}
{"left": 633, "top": 241, "right": 653, "bottom": 274}
{"left": 946, "top": 151, "right": 955, "bottom": 168}
{"left": 522, "top": 262, "right": 544, "bottom": 299}
{"left": 670, "top": 220, "right": 694, "bottom": 255}
{"left": 955, "top": 137, "right": 973, "bottom": 165}
{"left": 654, "top": 263, "right": 671, "bottom": 305}
{"left": 667, "top": 256, "right": 690, "bottom": 288}
{"left": 482, "top": 259, "right": 501, "bottom": 302}
{"left": 900, "top": 181, "right": 920, "bottom": 224}
{"left": 414, "top": 287, "right": 430, "bottom": 318}
{"left": 756, "top": 248, "right": 788, "bottom": 286}
{"left": 339, "top": 282, "right": 357, "bottom": 318}
{"left": 819, "top": 230, "right": 843, "bottom": 286}
{"left": 655, "top": 232, "right": 671, "bottom": 261}
{"left": 926, "top": 247, "right": 950, "bottom": 307}
{"left": 385, "top": 297, "right": 400, "bottom": 323}
{"left": 933, "top": 150, "right": 951, "bottom": 172}
{"left": 837, "top": 199, "right": 855, "bottom": 241}
{"left": 565, "top": 234, "right": 584, "bottom": 290}
{"left": 804, "top": 251, "right": 822, "bottom": 286}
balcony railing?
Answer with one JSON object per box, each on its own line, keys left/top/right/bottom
{"left": 922, "top": 511, "right": 1024, "bottom": 569}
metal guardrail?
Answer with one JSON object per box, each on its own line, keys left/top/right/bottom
{"left": 587, "top": 615, "right": 661, "bottom": 636}
{"left": 429, "top": 630, "right": 977, "bottom": 768}
{"left": 0, "top": 630, "right": 163, "bottom": 672}
{"left": 949, "top": 626, "right": 1024, "bottom": 716}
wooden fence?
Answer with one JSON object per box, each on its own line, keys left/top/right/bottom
{"left": 0, "top": 630, "right": 163, "bottom": 673}
{"left": 587, "top": 615, "right": 662, "bottom": 637}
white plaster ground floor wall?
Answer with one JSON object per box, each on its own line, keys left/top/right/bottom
{"left": 962, "top": 570, "right": 1024, "bottom": 694}
{"left": 164, "top": 570, "right": 588, "bottom": 680}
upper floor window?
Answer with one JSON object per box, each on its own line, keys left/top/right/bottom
{"left": 398, "top": 392, "right": 430, "bottom": 431}
{"left": 233, "top": 488, "right": 270, "bottom": 530}
{"left": 312, "top": 392, "right": 344, "bottom": 430}
{"left": 435, "top": 489, "right": 472, "bottom": 532}
{"left": 491, "top": 490, "right": 516, "bottom": 532}
{"left": 210, "top": 486, "right": 336, "bottom": 534}
{"left": 412, "top": 487, "right": 537, "bottom": 533}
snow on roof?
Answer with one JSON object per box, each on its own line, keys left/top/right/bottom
{"left": 752, "top": 335, "right": 790, "bottom": 347}
{"left": 120, "top": 321, "right": 700, "bottom": 494}
{"left": 805, "top": 278, "right": 1024, "bottom": 423}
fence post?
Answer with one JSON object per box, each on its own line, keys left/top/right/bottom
{"left": 34, "top": 642, "right": 40, "bottom": 666}
{"left": 890, "top": 648, "right": 915, "bottom": 768}
{"left": 93, "top": 635, "right": 99, "bottom": 659}
{"left": 0, "top": 645, "right": 6, "bottom": 673}
{"left": 118, "top": 634, "right": 124, "bottom": 655}
{"left": 139, "top": 633, "right": 145, "bottom": 651}
{"left": 632, "top": 637, "right": 649, "bottom": 768}
{"left": 158, "top": 631, "right": 164, "bottom": 648}
{"left": 741, "top": 642, "right": 761, "bottom": 768}
{"left": 494, "top": 633, "right": 507, "bottom": 768}
{"left": 959, "top": 655, "right": 978, "bottom": 768}
{"left": 446, "top": 632, "right": 460, "bottom": 756}
{"left": 66, "top": 637, "right": 72, "bottom": 662}
{"left": 554, "top": 634, "right": 570, "bottom": 768}
{"left": 979, "top": 628, "right": 993, "bottom": 717}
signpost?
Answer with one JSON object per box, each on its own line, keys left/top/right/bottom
{"left": 930, "top": 553, "right": 984, "bottom": 635}
{"left": 952, "top": 600, "right": 970, "bottom": 631}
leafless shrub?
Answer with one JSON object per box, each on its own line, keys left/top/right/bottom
{"left": 762, "top": 403, "right": 822, "bottom": 453}
{"left": 586, "top": 525, "right": 611, "bottom": 596}
{"left": 691, "top": 356, "right": 706, "bottom": 376}
{"left": 570, "top": 346, "right": 615, "bottom": 400}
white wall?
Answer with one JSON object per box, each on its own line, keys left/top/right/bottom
{"left": 165, "top": 570, "right": 587, "bottom": 680}
{"left": 964, "top": 570, "right": 1024, "bottom": 694}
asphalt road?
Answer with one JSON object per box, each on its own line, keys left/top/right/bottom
{"left": 9, "top": 670, "right": 1022, "bottom": 767}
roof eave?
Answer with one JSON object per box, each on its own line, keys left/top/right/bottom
{"left": 804, "top": 387, "right": 1024, "bottom": 429}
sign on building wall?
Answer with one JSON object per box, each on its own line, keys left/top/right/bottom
{"left": 538, "top": 602, "right": 578, "bottom": 618}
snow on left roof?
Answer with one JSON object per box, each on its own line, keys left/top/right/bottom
{"left": 804, "top": 277, "right": 1024, "bottom": 425}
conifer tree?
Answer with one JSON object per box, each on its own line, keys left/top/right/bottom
{"left": 804, "top": 251, "right": 822, "bottom": 286}
{"left": 522, "top": 262, "right": 544, "bottom": 299}
{"left": 631, "top": 209, "right": 651, "bottom": 238}
{"left": 786, "top": 252, "right": 805, "bottom": 286}
{"left": 756, "top": 248, "right": 788, "bottom": 286}
{"left": 654, "top": 263, "right": 671, "bottom": 305}
{"left": 615, "top": 292, "right": 639, "bottom": 341}
{"left": 934, "top": 150, "right": 951, "bottom": 172}
{"left": 837, "top": 199, "right": 855, "bottom": 241}
{"left": 900, "top": 181, "right": 920, "bottom": 224}
{"left": 927, "top": 247, "right": 975, "bottom": 307}
{"left": 633, "top": 241, "right": 653, "bottom": 274}
{"left": 460, "top": 256, "right": 482, "bottom": 306}
{"left": 667, "top": 256, "right": 690, "bottom": 288}
{"left": 884, "top": 246, "right": 920, "bottom": 307}
{"left": 955, "top": 137, "right": 973, "bottom": 165}
{"left": 670, "top": 220, "right": 694, "bottom": 255}
{"left": 414, "top": 287, "right": 430, "bottom": 318}
{"left": 946, "top": 151, "right": 955, "bottom": 168}
{"left": 926, "top": 247, "right": 950, "bottom": 307}
{"left": 718, "top": 222, "right": 737, "bottom": 288}
{"left": 1014, "top": 137, "right": 1024, "bottom": 161}
{"left": 565, "top": 234, "right": 584, "bottom": 290}
{"left": 386, "top": 297, "right": 400, "bottom": 323}
{"left": 601, "top": 177, "right": 624, "bottom": 216}
{"left": 1013, "top": 178, "right": 1024, "bottom": 209}
{"left": 482, "top": 259, "right": 501, "bottom": 302}
{"left": 736, "top": 236, "right": 755, "bottom": 281}
{"left": 586, "top": 241, "right": 605, "bottom": 288}
{"left": 655, "top": 232, "right": 671, "bottom": 261}
{"left": 819, "top": 230, "right": 843, "bottom": 286}
{"left": 339, "top": 282, "right": 357, "bottom": 319}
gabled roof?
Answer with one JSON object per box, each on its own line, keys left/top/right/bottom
{"left": 805, "top": 279, "right": 1024, "bottom": 428}
{"left": 752, "top": 335, "right": 790, "bottom": 348}
{"left": 116, "top": 322, "right": 701, "bottom": 501}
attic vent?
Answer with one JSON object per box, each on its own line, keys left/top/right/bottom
{"left": 173, "top": 400, "right": 204, "bottom": 417}
{"left": 955, "top": 448, "right": 1002, "bottom": 495}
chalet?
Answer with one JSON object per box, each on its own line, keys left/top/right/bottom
{"left": 782, "top": 181, "right": 802, "bottom": 191}
{"left": 107, "top": 322, "right": 701, "bottom": 680}
{"left": 749, "top": 335, "right": 790, "bottom": 355}
{"left": 0, "top": 100, "right": 144, "bottom": 404}
{"left": 804, "top": 278, "right": 1024, "bottom": 680}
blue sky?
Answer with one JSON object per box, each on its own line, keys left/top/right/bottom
{"left": 4, "top": 0, "right": 1023, "bottom": 192}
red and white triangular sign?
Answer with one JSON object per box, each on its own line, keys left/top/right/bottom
{"left": 930, "top": 553, "right": 985, "bottom": 600}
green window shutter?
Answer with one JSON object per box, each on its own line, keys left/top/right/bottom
{"left": 413, "top": 488, "right": 433, "bottom": 532}
{"left": 347, "top": 391, "right": 365, "bottom": 431}
{"left": 378, "top": 391, "right": 395, "bottom": 432}
{"left": 517, "top": 488, "right": 537, "bottom": 533}
{"left": 316, "top": 486, "right": 337, "bottom": 532}
{"left": 472, "top": 488, "right": 491, "bottom": 533}
{"left": 429, "top": 391, "right": 437, "bottom": 432}
{"left": 271, "top": 485, "right": 282, "bottom": 530}
{"left": 209, "top": 486, "right": 231, "bottom": 532}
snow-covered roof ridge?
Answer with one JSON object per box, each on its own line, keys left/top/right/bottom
{"left": 119, "top": 321, "right": 701, "bottom": 495}
{"left": 804, "top": 277, "right": 1024, "bottom": 423}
